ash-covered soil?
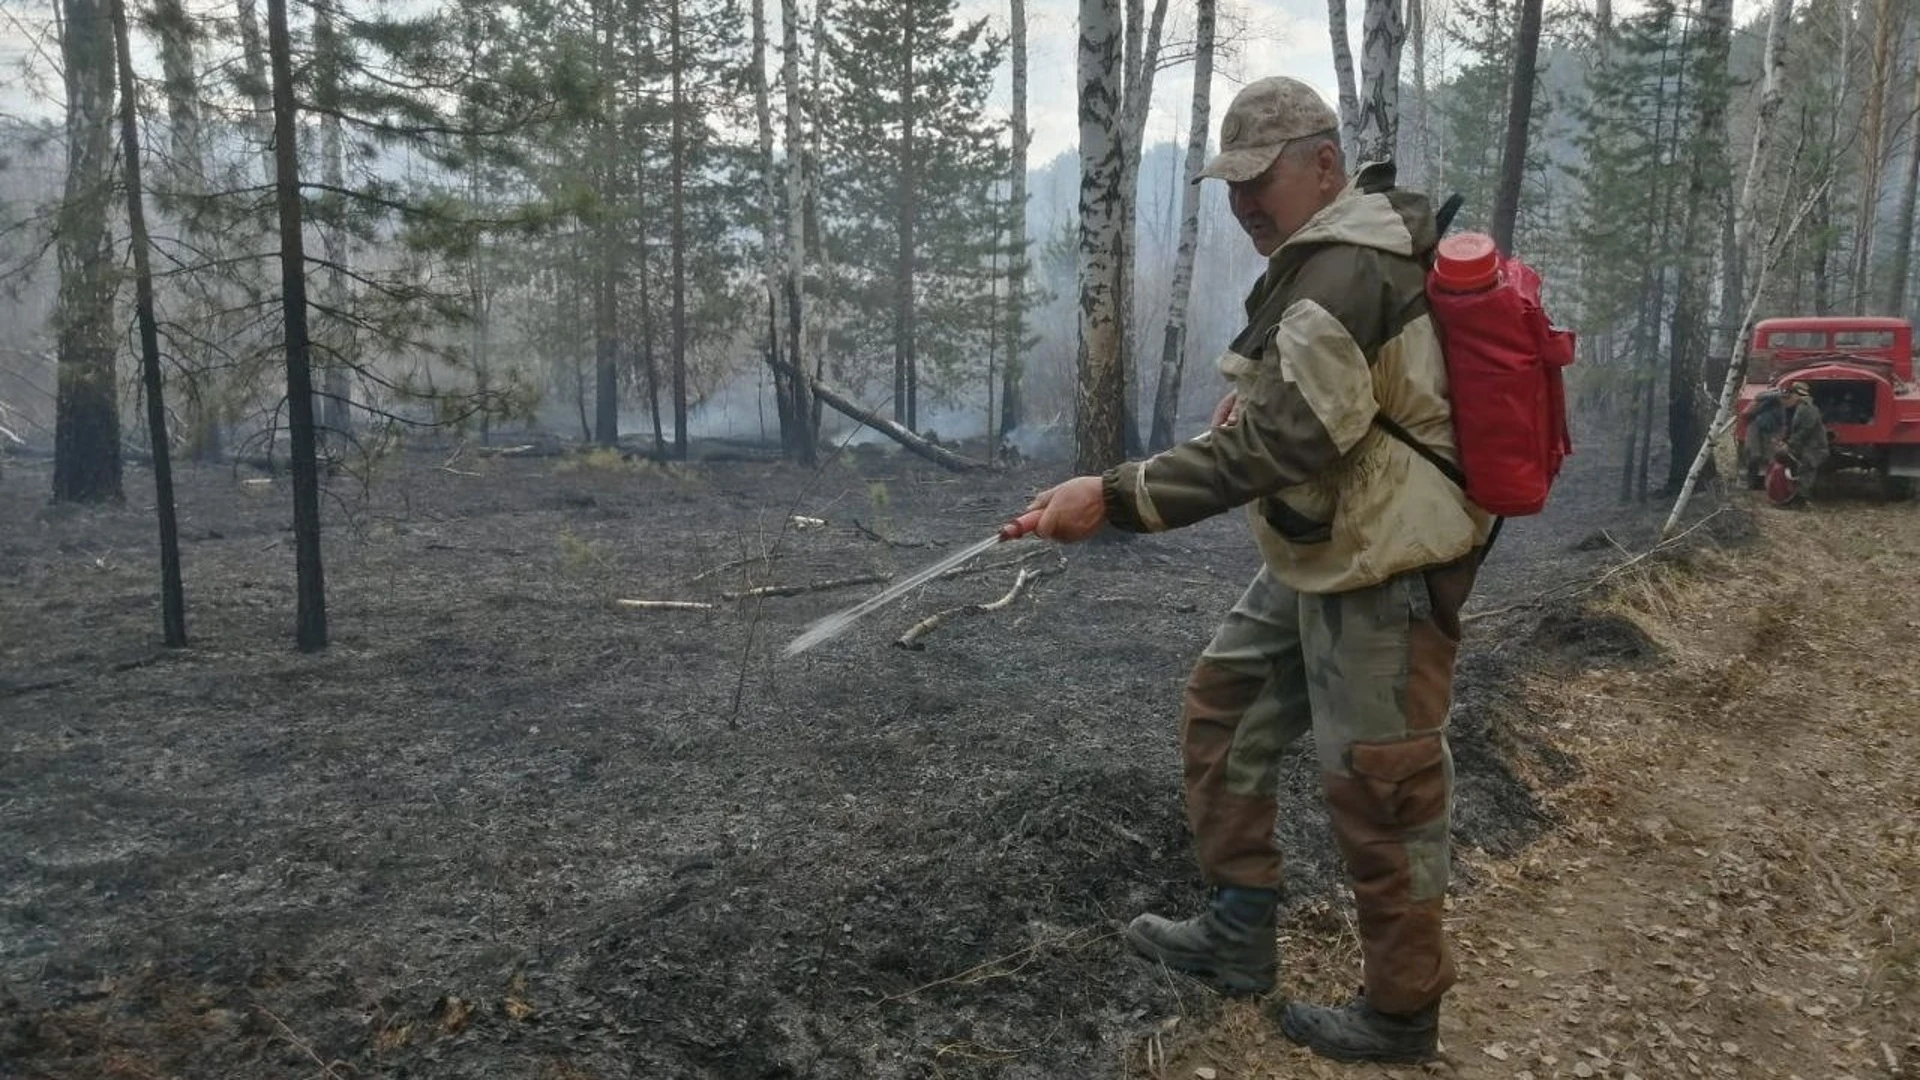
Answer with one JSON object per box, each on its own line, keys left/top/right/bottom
{"left": 0, "top": 434, "right": 1682, "bottom": 1078}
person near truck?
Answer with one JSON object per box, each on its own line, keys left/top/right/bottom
{"left": 1777, "top": 381, "right": 1828, "bottom": 502}
{"left": 1022, "top": 76, "right": 1491, "bottom": 1065}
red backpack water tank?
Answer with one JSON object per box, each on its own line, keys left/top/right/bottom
{"left": 1425, "top": 232, "right": 1575, "bottom": 517}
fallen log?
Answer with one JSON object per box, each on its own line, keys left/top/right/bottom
{"left": 722, "top": 573, "right": 892, "bottom": 600}
{"left": 763, "top": 357, "right": 983, "bottom": 472}
{"left": 637, "top": 545, "right": 1052, "bottom": 609}
{"left": 615, "top": 599, "right": 719, "bottom": 611}
{"left": 895, "top": 553, "right": 1067, "bottom": 650}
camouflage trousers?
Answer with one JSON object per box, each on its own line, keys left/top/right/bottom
{"left": 1177, "top": 558, "right": 1476, "bottom": 1014}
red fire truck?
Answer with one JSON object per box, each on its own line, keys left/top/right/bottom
{"left": 1733, "top": 316, "right": 1920, "bottom": 500}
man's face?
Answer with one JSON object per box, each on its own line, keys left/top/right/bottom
{"left": 1226, "top": 137, "right": 1342, "bottom": 256}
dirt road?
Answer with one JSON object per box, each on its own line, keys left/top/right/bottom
{"left": 1163, "top": 488, "right": 1920, "bottom": 1079}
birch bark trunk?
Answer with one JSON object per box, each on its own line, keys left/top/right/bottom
{"left": 1076, "top": 0, "right": 1127, "bottom": 472}
{"left": 1847, "top": 0, "right": 1899, "bottom": 313}
{"left": 750, "top": 0, "right": 797, "bottom": 459}
{"left": 1354, "top": 0, "right": 1405, "bottom": 164}
{"left": 1002, "top": 0, "right": 1029, "bottom": 439}
{"left": 1148, "top": 0, "right": 1214, "bottom": 452}
{"left": 669, "top": 0, "right": 690, "bottom": 458}
{"left": 1884, "top": 53, "right": 1920, "bottom": 314}
{"left": 782, "top": 0, "right": 816, "bottom": 464}
{"left": 1327, "top": 0, "right": 1360, "bottom": 153}
{"left": 1664, "top": 0, "right": 1807, "bottom": 538}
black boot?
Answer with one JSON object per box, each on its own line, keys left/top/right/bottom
{"left": 1279, "top": 992, "right": 1440, "bottom": 1063}
{"left": 1124, "top": 887, "right": 1277, "bottom": 994}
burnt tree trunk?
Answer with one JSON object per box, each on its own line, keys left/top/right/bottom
{"left": 267, "top": 0, "right": 327, "bottom": 650}
{"left": 111, "top": 0, "right": 185, "bottom": 646}
{"left": 893, "top": 18, "right": 919, "bottom": 431}
{"left": 781, "top": 0, "right": 816, "bottom": 464}
{"left": 592, "top": 4, "right": 619, "bottom": 447}
{"left": 53, "top": 0, "right": 122, "bottom": 504}
{"left": 669, "top": 0, "right": 690, "bottom": 458}
{"left": 1489, "top": 0, "right": 1543, "bottom": 251}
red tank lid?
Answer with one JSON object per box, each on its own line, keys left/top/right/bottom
{"left": 1433, "top": 232, "right": 1500, "bottom": 292}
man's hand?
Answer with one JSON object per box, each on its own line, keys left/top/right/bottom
{"left": 1025, "top": 475, "right": 1107, "bottom": 543}
{"left": 1211, "top": 391, "right": 1238, "bottom": 428}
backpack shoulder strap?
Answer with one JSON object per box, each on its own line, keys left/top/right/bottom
{"left": 1434, "top": 193, "right": 1466, "bottom": 240}
{"left": 1382, "top": 192, "right": 1506, "bottom": 559}
{"left": 1373, "top": 412, "right": 1467, "bottom": 488}
{"left": 1376, "top": 188, "right": 1470, "bottom": 490}
{"left": 1372, "top": 412, "right": 1505, "bottom": 560}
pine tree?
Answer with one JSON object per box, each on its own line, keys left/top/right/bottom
{"left": 111, "top": 0, "right": 186, "bottom": 645}
{"left": 821, "top": 0, "right": 1005, "bottom": 432}
{"left": 1438, "top": 0, "right": 1555, "bottom": 245}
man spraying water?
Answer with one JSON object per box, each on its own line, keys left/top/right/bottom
{"left": 1024, "top": 77, "right": 1491, "bottom": 1065}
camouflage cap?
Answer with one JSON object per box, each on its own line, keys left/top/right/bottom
{"left": 1196, "top": 77, "right": 1341, "bottom": 183}
{"left": 1788, "top": 380, "right": 1813, "bottom": 397}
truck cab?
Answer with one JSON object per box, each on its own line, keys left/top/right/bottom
{"left": 1734, "top": 316, "right": 1919, "bottom": 498}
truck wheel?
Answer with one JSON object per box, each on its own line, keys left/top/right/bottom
{"left": 1883, "top": 473, "right": 1915, "bottom": 502}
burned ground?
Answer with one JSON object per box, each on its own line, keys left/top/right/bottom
{"left": 3, "top": 437, "right": 1680, "bottom": 1078}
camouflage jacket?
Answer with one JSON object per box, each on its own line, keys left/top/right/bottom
{"left": 1101, "top": 162, "right": 1489, "bottom": 594}
{"left": 1785, "top": 401, "right": 1828, "bottom": 469}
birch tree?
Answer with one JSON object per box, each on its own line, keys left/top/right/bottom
{"left": 233, "top": 0, "right": 273, "bottom": 180}
{"left": 1148, "top": 0, "right": 1214, "bottom": 452}
{"left": 782, "top": 0, "right": 815, "bottom": 460}
{"left": 1001, "top": 0, "right": 1029, "bottom": 440}
{"left": 751, "top": 0, "right": 801, "bottom": 460}
{"left": 1665, "top": 0, "right": 1732, "bottom": 493}
{"left": 147, "top": 0, "right": 225, "bottom": 460}
{"left": 1886, "top": 53, "right": 1920, "bottom": 314}
{"left": 1847, "top": 0, "right": 1900, "bottom": 313}
{"left": 592, "top": 0, "right": 619, "bottom": 446}
{"left": 1115, "top": 0, "right": 1168, "bottom": 452}
{"left": 1663, "top": 0, "right": 1802, "bottom": 538}
{"left": 1410, "top": 0, "right": 1434, "bottom": 190}
{"left": 1354, "top": 0, "right": 1406, "bottom": 163}
{"left": 1327, "top": 0, "right": 1361, "bottom": 152}
{"left": 1076, "top": 0, "right": 1127, "bottom": 472}
{"left": 1717, "top": 0, "right": 1795, "bottom": 366}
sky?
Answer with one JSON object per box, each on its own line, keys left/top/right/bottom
{"left": 964, "top": 0, "right": 1777, "bottom": 167}
{"left": 0, "top": 0, "right": 1781, "bottom": 169}
{"left": 978, "top": 0, "right": 1347, "bottom": 165}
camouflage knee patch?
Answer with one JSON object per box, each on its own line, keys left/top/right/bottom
{"left": 1181, "top": 660, "right": 1285, "bottom": 889}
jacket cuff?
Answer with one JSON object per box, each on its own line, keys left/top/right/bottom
{"left": 1102, "top": 464, "right": 1151, "bottom": 533}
